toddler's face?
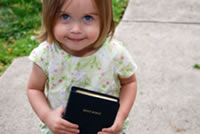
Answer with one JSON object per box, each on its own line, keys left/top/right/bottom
{"left": 54, "top": 0, "right": 100, "bottom": 53}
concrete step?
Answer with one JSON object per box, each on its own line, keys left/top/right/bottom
{"left": 124, "top": 0, "right": 200, "bottom": 23}
{"left": 0, "top": 57, "right": 40, "bottom": 134}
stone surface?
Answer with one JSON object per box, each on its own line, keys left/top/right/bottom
{"left": 115, "top": 22, "right": 200, "bottom": 134}
{"left": 0, "top": 57, "right": 40, "bottom": 134}
{"left": 124, "top": 0, "right": 200, "bottom": 23}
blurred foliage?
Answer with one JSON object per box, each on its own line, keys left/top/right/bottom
{"left": 0, "top": 0, "right": 41, "bottom": 75}
{"left": 112, "top": 0, "right": 129, "bottom": 25}
{"left": 193, "top": 64, "right": 200, "bottom": 69}
{"left": 0, "top": 0, "right": 41, "bottom": 41}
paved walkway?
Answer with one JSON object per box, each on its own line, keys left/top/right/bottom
{"left": 1, "top": 0, "right": 200, "bottom": 133}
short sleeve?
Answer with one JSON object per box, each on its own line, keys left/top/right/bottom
{"left": 29, "top": 42, "right": 49, "bottom": 75}
{"left": 115, "top": 43, "right": 137, "bottom": 79}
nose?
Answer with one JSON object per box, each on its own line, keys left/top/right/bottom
{"left": 70, "top": 22, "right": 82, "bottom": 34}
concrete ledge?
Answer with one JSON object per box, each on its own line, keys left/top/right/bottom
{"left": 0, "top": 57, "right": 40, "bottom": 134}
{"left": 124, "top": 0, "right": 200, "bottom": 23}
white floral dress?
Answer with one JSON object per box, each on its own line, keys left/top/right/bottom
{"left": 29, "top": 38, "right": 137, "bottom": 134}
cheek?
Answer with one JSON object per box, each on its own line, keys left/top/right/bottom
{"left": 87, "top": 26, "right": 100, "bottom": 39}
{"left": 53, "top": 24, "right": 66, "bottom": 39}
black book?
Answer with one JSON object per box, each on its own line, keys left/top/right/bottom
{"left": 63, "top": 86, "right": 120, "bottom": 134}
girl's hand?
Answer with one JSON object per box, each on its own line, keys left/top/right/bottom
{"left": 44, "top": 106, "right": 79, "bottom": 134}
{"left": 97, "top": 120, "right": 123, "bottom": 134}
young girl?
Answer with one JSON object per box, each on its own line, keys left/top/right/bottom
{"left": 27, "top": 0, "right": 137, "bottom": 134}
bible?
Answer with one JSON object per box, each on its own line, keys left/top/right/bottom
{"left": 63, "top": 86, "right": 120, "bottom": 134}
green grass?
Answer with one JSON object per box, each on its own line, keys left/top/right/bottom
{"left": 112, "top": 0, "right": 129, "bottom": 25}
{"left": 0, "top": 0, "right": 129, "bottom": 76}
{"left": 0, "top": 0, "right": 41, "bottom": 75}
{"left": 193, "top": 64, "right": 200, "bottom": 69}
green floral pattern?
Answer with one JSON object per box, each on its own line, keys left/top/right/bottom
{"left": 29, "top": 38, "right": 137, "bottom": 134}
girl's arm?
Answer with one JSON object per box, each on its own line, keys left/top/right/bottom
{"left": 27, "top": 63, "right": 50, "bottom": 122}
{"left": 27, "top": 63, "right": 79, "bottom": 134}
{"left": 98, "top": 74, "right": 137, "bottom": 134}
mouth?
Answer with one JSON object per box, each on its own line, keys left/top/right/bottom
{"left": 67, "top": 37, "right": 85, "bottom": 42}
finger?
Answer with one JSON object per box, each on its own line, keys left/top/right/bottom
{"left": 60, "top": 119, "right": 79, "bottom": 128}
{"left": 56, "top": 129, "right": 69, "bottom": 134}
{"left": 53, "top": 120, "right": 79, "bottom": 134}
{"left": 102, "top": 126, "right": 118, "bottom": 134}
{"left": 97, "top": 132, "right": 109, "bottom": 134}
{"left": 59, "top": 130, "right": 78, "bottom": 134}
{"left": 55, "top": 127, "right": 79, "bottom": 134}
{"left": 51, "top": 128, "right": 67, "bottom": 134}
{"left": 102, "top": 127, "right": 114, "bottom": 132}
{"left": 59, "top": 125, "right": 80, "bottom": 134}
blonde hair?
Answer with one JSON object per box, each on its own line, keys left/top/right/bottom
{"left": 38, "top": 0, "right": 115, "bottom": 47}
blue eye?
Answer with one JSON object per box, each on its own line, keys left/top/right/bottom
{"left": 83, "top": 15, "right": 93, "bottom": 22}
{"left": 61, "top": 14, "right": 70, "bottom": 20}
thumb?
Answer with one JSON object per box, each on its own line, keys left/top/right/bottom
{"left": 57, "top": 106, "right": 66, "bottom": 116}
{"left": 102, "top": 125, "right": 114, "bottom": 132}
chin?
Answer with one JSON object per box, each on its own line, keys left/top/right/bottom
{"left": 69, "top": 46, "right": 86, "bottom": 51}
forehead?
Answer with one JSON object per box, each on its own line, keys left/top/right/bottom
{"left": 60, "top": 0, "right": 98, "bottom": 14}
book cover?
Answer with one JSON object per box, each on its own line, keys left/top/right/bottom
{"left": 63, "top": 86, "right": 120, "bottom": 134}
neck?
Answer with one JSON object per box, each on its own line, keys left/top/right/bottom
{"left": 59, "top": 43, "right": 97, "bottom": 57}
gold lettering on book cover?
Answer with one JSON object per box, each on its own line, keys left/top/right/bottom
{"left": 83, "top": 109, "right": 102, "bottom": 116}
